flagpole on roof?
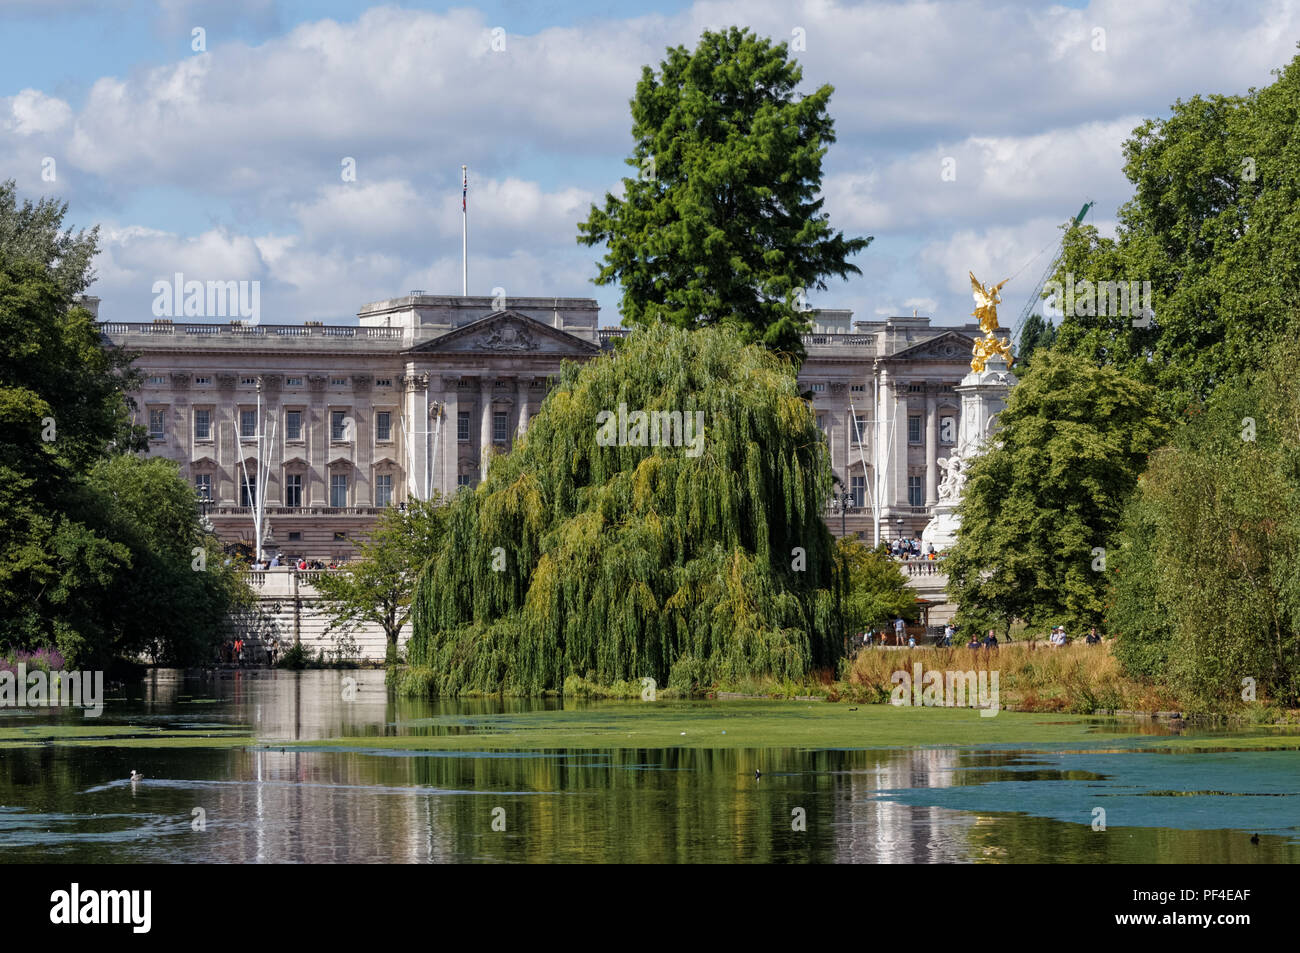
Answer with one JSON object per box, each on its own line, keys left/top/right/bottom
{"left": 461, "top": 164, "right": 468, "bottom": 296}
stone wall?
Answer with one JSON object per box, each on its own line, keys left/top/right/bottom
{"left": 237, "top": 568, "right": 411, "bottom": 662}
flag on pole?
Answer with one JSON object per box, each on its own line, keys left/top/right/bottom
{"left": 462, "top": 166, "right": 467, "bottom": 212}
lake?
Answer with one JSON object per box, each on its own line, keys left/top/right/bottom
{"left": 1, "top": 669, "right": 1296, "bottom": 863}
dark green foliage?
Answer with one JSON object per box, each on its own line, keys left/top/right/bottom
{"left": 408, "top": 324, "right": 843, "bottom": 694}
{"left": 1016, "top": 313, "right": 1057, "bottom": 373}
{"left": 1052, "top": 50, "right": 1300, "bottom": 411}
{"left": 577, "top": 28, "right": 870, "bottom": 364}
{"left": 836, "top": 536, "right": 916, "bottom": 631}
{"left": 0, "top": 181, "right": 246, "bottom": 664}
{"left": 946, "top": 350, "right": 1168, "bottom": 635}
{"left": 1109, "top": 340, "right": 1300, "bottom": 707}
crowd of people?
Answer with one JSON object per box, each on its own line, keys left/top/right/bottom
{"left": 218, "top": 635, "right": 279, "bottom": 666}
{"left": 245, "top": 554, "right": 344, "bottom": 571}
{"left": 856, "top": 621, "right": 1106, "bottom": 650}
{"left": 887, "top": 536, "right": 940, "bottom": 560}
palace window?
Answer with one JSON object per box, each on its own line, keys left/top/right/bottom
{"left": 375, "top": 378, "right": 393, "bottom": 388}
{"left": 195, "top": 376, "right": 211, "bottom": 386}
{"left": 330, "top": 377, "right": 348, "bottom": 387}
{"left": 810, "top": 382, "right": 826, "bottom": 392}
{"left": 240, "top": 473, "right": 256, "bottom": 507}
{"left": 850, "top": 384, "right": 866, "bottom": 393}
{"left": 240, "top": 409, "right": 257, "bottom": 438}
{"left": 853, "top": 415, "right": 869, "bottom": 444}
{"left": 457, "top": 474, "right": 473, "bottom": 489}
{"left": 284, "top": 473, "right": 302, "bottom": 508}
{"left": 285, "top": 410, "right": 302, "bottom": 441}
{"left": 241, "top": 377, "right": 257, "bottom": 386}
{"left": 288, "top": 532, "right": 301, "bottom": 542}
{"left": 194, "top": 409, "right": 211, "bottom": 440}
{"left": 458, "top": 411, "right": 470, "bottom": 442}
{"left": 330, "top": 473, "right": 348, "bottom": 508}
{"left": 147, "top": 375, "right": 167, "bottom": 386}
{"left": 331, "top": 411, "right": 347, "bottom": 441}
{"left": 148, "top": 408, "right": 166, "bottom": 439}
{"left": 194, "top": 474, "right": 212, "bottom": 501}
{"left": 850, "top": 475, "right": 866, "bottom": 507}
{"left": 908, "top": 383, "right": 924, "bottom": 393}
{"left": 375, "top": 473, "right": 393, "bottom": 508}
{"left": 907, "top": 414, "right": 922, "bottom": 445}
{"left": 493, "top": 411, "right": 509, "bottom": 444}
{"left": 285, "top": 377, "right": 303, "bottom": 387}
{"left": 375, "top": 411, "right": 392, "bottom": 442}
{"left": 908, "top": 475, "right": 924, "bottom": 507}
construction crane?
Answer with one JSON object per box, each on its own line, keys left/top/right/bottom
{"left": 1009, "top": 200, "right": 1093, "bottom": 349}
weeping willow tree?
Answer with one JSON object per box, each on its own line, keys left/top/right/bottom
{"left": 407, "top": 324, "right": 843, "bottom": 695}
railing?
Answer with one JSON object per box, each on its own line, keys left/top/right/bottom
{"left": 98, "top": 322, "right": 403, "bottom": 340}
{"left": 801, "top": 333, "right": 876, "bottom": 347}
{"left": 213, "top": 505, "right": 386, "bottom": 516}
{"left": 598, "top": 327, "right": 630, "bottom": 345}
{"left": 899, "top": 558, "right": 946, "bottom": 577}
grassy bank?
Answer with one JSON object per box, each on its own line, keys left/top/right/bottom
{"left": 391, "top": 643, "right": 1295, "bottom": 722}
{"left": 258, "top": 700, "right": 1300, "bottom": 752}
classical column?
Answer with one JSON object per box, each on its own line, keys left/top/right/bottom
{"left": 479, "top": 376, "right": 494, "bottom": 482}
{"left": 896, "top": 387, "right": 909, "bottom": 512}
{"left": 925, "top": 392, "right": 938, "bottom": 507}
{"left": 440, "top": 376, "right": 460, "bottom": 496}
{"left": 517, "top": 380, "right": 530, "bottom": 440}
{"left": 402, "top": 371, "right": 427, "bottom": 502}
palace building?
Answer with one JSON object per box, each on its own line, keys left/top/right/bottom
{"left": 93, "top": 293, "right": 982, "bottom": 560}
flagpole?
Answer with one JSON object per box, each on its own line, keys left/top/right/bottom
{"left": 461, "top": 164, "right": 468, "bottom": 296}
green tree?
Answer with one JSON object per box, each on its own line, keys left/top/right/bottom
{"left": 312, "top": 497, "right": 448, "bottom": 661}
{"left": 0, "top": 182, "right": 244, "bottom": 663}
{"left": 835, "top": 536, "right": 916, "bottom": 634}
{"left": 946, "top": 350, "right": 1168, "bottom": 636}
{"left": 1016, "top": 312, "right": 1056, "bottom": 373}
{"left": 82, "top": 455, "right": 249, "bottom": 666}
{"left": 1109, "top": 340, "right": 1300, "bottom": 708}
{"left": 1052, "top": 50, "right": 1300, "bottom": 411}
{"left": 408, "top": 323, "right": 842, "bottom": 695}
{"left": 577, "top": 27, "right": 870, "bottom": 363}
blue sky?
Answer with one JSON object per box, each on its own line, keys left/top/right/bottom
{"left": 2, "top": 0, "right": 1295, "bottom": 326}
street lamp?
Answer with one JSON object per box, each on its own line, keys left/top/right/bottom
{"left": 197, "top": 494, "right": 214, "bottom": 534}
{"left": 832, "top": 490, "right": 853, "bottom": 537}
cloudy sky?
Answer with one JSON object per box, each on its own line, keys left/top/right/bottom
{"left": 2, "top": 0, "right": 1298, "bottom": 327}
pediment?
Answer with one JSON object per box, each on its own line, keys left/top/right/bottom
{"left": 191, "top": 455, "right": 218, "bottom": 469}
{"left": 372, "top": 454, "right": 399, "bottom": 468}
{"left": 282, "top": 455, "right": 310, "bottom": 468}
{"left": 889, "top": 330, "right": 977, "bottom": 362}
{"left": 405, "top": 310, "right": 601, "bottom": 356}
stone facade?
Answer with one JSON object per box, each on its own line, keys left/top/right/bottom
{"left": 97, "top": 294, "right": 982, "bottom": 558}
{"left": 797, "top": 310, "right": 984, "bottom": 542}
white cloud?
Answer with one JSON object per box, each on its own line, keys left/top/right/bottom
{"left": 4, "top": 89, "right": 72, "bottom": 135}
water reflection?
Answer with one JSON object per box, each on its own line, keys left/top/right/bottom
{"left": 0, "top": 671, "right": 1296, "bottom": 863}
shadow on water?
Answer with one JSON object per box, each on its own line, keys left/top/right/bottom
{"left": 0, "top": 670, "right": 1296, "bottom": 863}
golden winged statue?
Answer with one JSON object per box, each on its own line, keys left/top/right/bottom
{"left": 968, "top": 271, "right": 1015, "bottom": 372}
